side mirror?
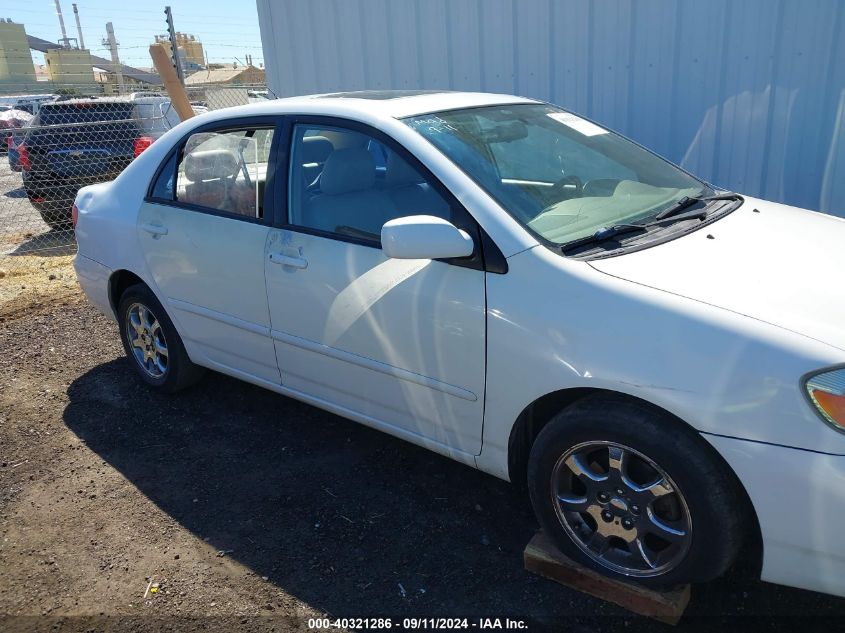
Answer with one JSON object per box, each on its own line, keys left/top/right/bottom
{"left": 381, "top": 215, "right": 474, "bottom": 260}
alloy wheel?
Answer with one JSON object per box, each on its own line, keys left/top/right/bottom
{"left": 551, "top": 440, "right": 692, "bottom": 577}
{"left": 126, "top": 302, "right": 169, "bottom": 379}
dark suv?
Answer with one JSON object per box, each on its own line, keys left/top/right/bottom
{"left": 20, "top": 96, "right": 180, "bottom": 229}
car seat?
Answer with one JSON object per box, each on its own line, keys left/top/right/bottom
{"left": 304, "top": 147, "right": 395, "bottom": 238}
{"left": 384, "top": 150, "right": 450, "bottom": 218}
{"left": 181, "top": 149, "right": 240, "bottom": 210}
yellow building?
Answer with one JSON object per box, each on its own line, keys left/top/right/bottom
{"left": 44, "top": 48, "right": 95, "bottom": 85}
{"left": 0, "top": 19, "right": 37, "bottom": 86}
{"left": 153, "top": 33, "right": 205, "bottom": 68}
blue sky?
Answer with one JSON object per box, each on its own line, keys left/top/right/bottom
{"left": 6, "top": 0, "right": 264, "bottom": 70}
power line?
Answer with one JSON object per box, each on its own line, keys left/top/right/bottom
{"left": 6, "top": 5, "right": 261, "bottom": 21}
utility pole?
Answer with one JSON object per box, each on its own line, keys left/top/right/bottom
{"left": 72, "top": 3, "right": 85, "bottom": 50}
{"left": 103, "top": 22, "right": 124, "bottom": 94}
{"left": 164, "top": 6, "right": 185, "bottom": 86}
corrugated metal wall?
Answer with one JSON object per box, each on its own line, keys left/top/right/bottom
{"left": 258, "top": 0, "right": 845, "bottom": 216}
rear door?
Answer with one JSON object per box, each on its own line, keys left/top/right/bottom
{"left": 137, "top": 117, "right": 282, "bottom": 383}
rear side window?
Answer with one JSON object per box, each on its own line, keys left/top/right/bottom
{"left": 31, "top": 102, "right": 138, "bottom": 149}
{"left": 150, "top": 153, "right": 177, "bottom": 200}
{"left": 172, "top": 127, "right": 275, "bottom": 219}
{"left": 134, "top": 101, "right": 178, "bottom": 135}
{"left": 38, "top": 103, "right": 134, "bottom": 125}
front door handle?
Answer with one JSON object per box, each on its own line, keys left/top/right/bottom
{"left": 141, "top": 223, "right": 168, "bottom": 237}
{"left": 268, "top": 252, "right": 308, "bottom": 269}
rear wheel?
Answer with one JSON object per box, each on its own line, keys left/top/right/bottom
{"left": 38, "top": 210, "right": 72, "bottom": 231}
{"left": 32, "top": 198, "right": 72, "bottom": 231}
{"left": 117, "top": 284, "right": 204, "bottom": 392}
{"left": 527, "top": 395, "right": 746, "bottom": 587}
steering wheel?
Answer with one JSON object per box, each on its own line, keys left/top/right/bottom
{"left": 550, "top": 174, "right": 584, "bottom": 199}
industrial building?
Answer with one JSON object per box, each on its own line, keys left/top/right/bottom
{"left": 44, "top": 47, "right": 94, "bottom": 85}
{"left": 153, "top": 32, "right": 205, "bottom": 72}
{"left": 0, "top": 19, "right": 37, "bottom": 87}
{"left": 257, "top": 0, "right": 845, "bottom": 217}
{"left": 1, "top": 7, "right": 161, "bottom": 95}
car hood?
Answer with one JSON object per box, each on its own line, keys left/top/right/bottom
{"left": 589, "top": 197, "right": 845, "bottom": 352}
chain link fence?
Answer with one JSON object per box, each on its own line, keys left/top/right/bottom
{"left": 0, "top": 82, "right": 269, "bottom": 286}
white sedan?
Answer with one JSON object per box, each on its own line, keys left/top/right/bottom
{"left": 73, "top": 91, "right": 845, "bottom": 596}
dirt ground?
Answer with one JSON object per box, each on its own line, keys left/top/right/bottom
{"left": 2, "top": 271, "right": 845, "bottom": 632}
{"left": 0, "top": 250, "right": 77, "bottom": 321}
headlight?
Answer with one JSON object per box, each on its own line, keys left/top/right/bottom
{"left": 805, "top": 367, "right": 845, "bottom": 431}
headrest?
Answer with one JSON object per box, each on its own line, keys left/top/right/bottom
{"left": 300, "top": 135, "right": 334, "bottom": 165}
{"left": 385, "top": 150, "right": 423, "bottom": 187}
{"left": 320, "top": 147, "right": 375, "bottom": 195}
{"left": 183, "top": 149, "right": 239, "bottom": 183}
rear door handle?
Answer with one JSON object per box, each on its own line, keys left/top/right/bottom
{"left": 141, "top": 223, "right": 168, "bottom": 237}
{"left": 268, "top": 252, "right": 308, "bottom": 269}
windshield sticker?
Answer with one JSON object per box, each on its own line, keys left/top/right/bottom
{"left": 548, "top": 112, "right": 609, "bottom": 137}
{"left": 410, "top": 116, "right": 458, "bottom": 135}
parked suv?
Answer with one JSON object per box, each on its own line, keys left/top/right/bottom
{"left": 21, "top": 96, "right": 179, "bottom": 229}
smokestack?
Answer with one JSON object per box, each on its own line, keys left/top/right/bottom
{"left": 105, "top": 22, "right": 124, "bottom": 93}
{"left": 72, "top": 3, "right": 85, "bottom": 50}
{"left": 54, "top": 0, "right": 70, "bottom": 47}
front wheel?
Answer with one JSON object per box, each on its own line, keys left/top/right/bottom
{"left": 118, "top": 284, "right": 204, "bottom": 392}
{"left": 527, "top": 395, "right": 746, "bottom": 588}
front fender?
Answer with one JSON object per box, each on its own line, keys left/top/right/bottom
{"left": 476, "top": 246, "right": 845, "bottom": 480}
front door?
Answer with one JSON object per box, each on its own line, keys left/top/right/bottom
{"left": 264, "top": 122, "right": 487, "bottom": 454}
{"left": 138, "top": 120, "right": 281, "bottom": 383}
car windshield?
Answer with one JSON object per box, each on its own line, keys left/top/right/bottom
{"left": 404, "top": 104, "right": 713, "bottom": 246}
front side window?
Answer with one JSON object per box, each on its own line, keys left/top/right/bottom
{"left": 175, "top": 127, "right": 275, "bottom": 219}
{"left": 405, "top": 104, "right": 712, "bottom": 246}
{"left": 288, "top": 124, "right": 452, "bottom": 242}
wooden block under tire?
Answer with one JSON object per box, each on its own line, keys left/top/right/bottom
{"left": 523, "top": 531, "right": 690, "bottom": 625}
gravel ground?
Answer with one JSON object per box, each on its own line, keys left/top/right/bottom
{"left": 0, "top": 156, "right": 63, "bottom": 258}
{"left": 2, "top": 291, "right": 845, "bottom": 632}
{"left": 0, "top": 155, "right": 78, "bottom": 319}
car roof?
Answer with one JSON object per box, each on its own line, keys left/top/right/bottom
{"left": 193, "top": 90, "right": 538, "bottom": 123}
{"left": 315, "top": 89, "right": 453, "bottom": 101}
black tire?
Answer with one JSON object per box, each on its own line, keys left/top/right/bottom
{"left": 34, "top": 200, "right": 72, "bottom": 231}
{"left": 527, "top": 394, "right": 746, "bottom": 588}
{"left": 117, "top": 283, "right": 205, "bottom": 393}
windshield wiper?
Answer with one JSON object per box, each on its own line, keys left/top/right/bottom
{"left": 560, "top": 192, "right": 741, "bottom": 255}
{"left": 560, "top": 223, "right": 649, "bottom": 254}
{"left": 653, "top": 193, "right": 740, "bottom": 221}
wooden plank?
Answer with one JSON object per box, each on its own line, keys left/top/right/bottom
{"left": 524, "top": 531, "right": 690, "bottom": 625}
{"left": 149, "top": 44, "right": 194, "bottom": 122}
